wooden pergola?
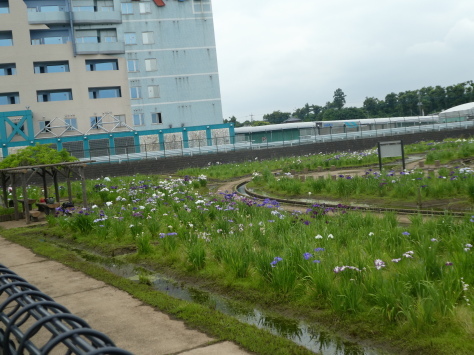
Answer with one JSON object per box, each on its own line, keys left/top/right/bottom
{"left": 0, "top": 161, "right": 92, "bottom": 224}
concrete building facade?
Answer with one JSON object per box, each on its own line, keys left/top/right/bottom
{"left": 0, "top": 0, "right": 229, "bottom": 159}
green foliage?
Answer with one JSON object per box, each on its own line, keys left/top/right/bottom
{"left": 0, "top": 144, "right": 77, "bottom": 169}
{"left": 263, "top": 110, "right": 291, "bottom": 124}
{"left": 332, "top": 88, "right": 346, "bottom": 110}
{"left": 254, "top": 80, "right": 473, "bottom": 123}
{"left": 0, "top": 207, "right": 14, "bottom": 216}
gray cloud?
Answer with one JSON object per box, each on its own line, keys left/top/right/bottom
{"left": 212, "top": 0, "right": 474, "bottom": 121}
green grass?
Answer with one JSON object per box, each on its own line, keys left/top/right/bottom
{"left": 0, "top": 227, "right": 314, "bottom": 355}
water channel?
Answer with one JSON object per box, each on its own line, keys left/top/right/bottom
{"left": 93, "top": 259, "right": 388, "bottom": 355}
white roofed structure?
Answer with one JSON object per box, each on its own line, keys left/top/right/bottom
{"left": 439, "top": 103, "right": 474, "bottom": 119}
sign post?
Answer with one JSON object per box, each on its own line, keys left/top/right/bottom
{"left": 377, "top": 140, "right": 405, "bottom": 171}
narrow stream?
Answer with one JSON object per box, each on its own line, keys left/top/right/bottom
{"left": 98, "top": 261, "right": 388, "bottom": 355}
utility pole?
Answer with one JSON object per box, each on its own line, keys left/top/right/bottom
{"left": 250, "top": 114, "right": 254, "bottom": 123}
{"left": 417, "top": 91, "right": 425, "bottom": 116}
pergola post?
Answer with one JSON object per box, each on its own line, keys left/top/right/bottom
{"left": 21, "top": 171, "right": 31, "bottom": 224}
{"left": 41, "top": 169, "right": 48, "bottom": 200}
{"left": 53, "top": 168, "right": 60, "bottom": 203}
{"left": 66, "top": 173, "right": 73, "bottom": 203}
{"left": 1, "top": 173, "right": 9, "bottom": 207}
{"left": 79, "top": 165, "right": 88, "bottom": 208}
{"left": 11, "top": 174, "right": 19, "bottom": 220}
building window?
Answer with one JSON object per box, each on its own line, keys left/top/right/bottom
{"left": 39, "top": 120, "right": 51, "bottom": 133}
{"left": 30, "top": 30, "right": 69, "bottom": 45}
{"left": 37, "top": 89, "right": 73, "bottom": 102}
{"left": 65, "top": 118, "right": 78, "bottom": 130}
{"left": 99, "top": 5, "right": 114, "bottom": 12}
{"left": 90, "top": 116, "right": 102, "bottom": 129}
{"left": 148, "top": 85, "right": 160, "bottom": 98}
{"left": 73, "top": 6, "right": 95, "bottom": 12}
{"left": 0, "top": 92, "right": 19, "bottom": 105}
{"left": 145, "top": 58, "right": 157, "bottom": 72}
{"left": 86, "top": 59, "right": 118, "bottom": 71}
{"left": 127, "top": 59, "right": 138, "bottom": 72}
{"left": 193, "top": 0, "right": 211, "bottom": 14}
{"left": 151, "top": 112, "right": 162, "bottom": 124}
{"left": 89, "top": 87, "right": 121, "bottom": 99}
{"left": 124, "top": 33, "right": 137, "bottom": 45}
{"left": 34, "top": 61, "right": 69, "bottom": 74}
{"left": 75, "top": 35, "right": 98, "bottom": 44}
{"left": 101, "top": 30, "right": 117, "bottom": 43}
{"left": 0, "top": 31, "right": 13, "bottom": 46}
{"left": 121, "top": 3, "right": 133, "bottom": 14}
{"left": 133, "top": 113, "right": 144, "bottom": 126}
{"left": 0, "top": 0, "right": 9, "bottom": 14}
{"left": 115, "top": 114, "right": 127, "bottom": 126}
{"left": 75, "top": 29, "right": 117, "bottom": 44}
{"left": 0, "top": 63, "right": 16, "bottom": 76}
{"left": 139, "top": 2, "right": 151, "bottom": 14}
{"left": 142, "top": 32, "right": 154, "bottom": 45}
{"left": 28, "top": 5, "right": 64, "bottom": 13}
{"left": 130, "top": 87, "right": 141, "bottom": 99}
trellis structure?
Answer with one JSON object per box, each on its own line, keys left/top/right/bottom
{"left": 0, "top": 161, "right": 92, "bottom": 224}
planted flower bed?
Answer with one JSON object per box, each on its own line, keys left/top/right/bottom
{"left": 41, "top": 172, "right": 474, "bottom": 354}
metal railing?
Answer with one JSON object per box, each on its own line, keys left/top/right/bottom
{"left": 0, "top": 264, "right": 132, "bottom": 355}
{"left": 69, "top": 119, "right": 474, "bottom": 164}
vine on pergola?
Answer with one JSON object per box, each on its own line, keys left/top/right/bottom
{"left": 0, "top": 144, "right": 90, "bottom": 224}
{"left": 0, "top": 144, "right": 77, "bottom": 169}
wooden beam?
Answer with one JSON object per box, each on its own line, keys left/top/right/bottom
{"left": 21, "top": 172, "right": 31, "bottom": 224}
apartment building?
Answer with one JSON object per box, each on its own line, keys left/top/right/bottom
{"left": 0, "top": 0, "right": 228, "bottom": 158}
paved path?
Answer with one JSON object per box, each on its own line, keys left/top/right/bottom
{"left": 0, "top": 228, "right": 250, "bottom": 355}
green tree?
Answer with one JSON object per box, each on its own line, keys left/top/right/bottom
{"left": 224, "top": 116, "right": 243, "bottom": 127}
{"left": 384, "top": 93, "right": 398, "bottom": 116}
{"left": 363, "top": 97, "right": 382, "bottom": 117}
{"left": 332, "top": 88, "right": 346, "bottom": 110}
{"left": 0, "top": 144, "right": 77, "bottom": 169}
{"left": 263, "top": 110, "right": 291, "bottom": 124}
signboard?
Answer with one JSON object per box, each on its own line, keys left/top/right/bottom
{"left": 377, "top": 140, "right": 405, "bottom": 171}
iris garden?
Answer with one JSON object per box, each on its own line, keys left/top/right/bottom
{"left": 7, "top": 138, "right": 474, "bottom": 354}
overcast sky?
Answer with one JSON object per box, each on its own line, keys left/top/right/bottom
{"left": 212, "top": 0, "right": 474, "bottom": 122}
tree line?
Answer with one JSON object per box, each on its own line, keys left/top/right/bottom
{"left": 225, "top": 80, "right": 474, "bottom": 126}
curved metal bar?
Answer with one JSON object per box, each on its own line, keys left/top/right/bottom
{"left": 17, "top": 313, "right": 90, "bottom": 354}
{"left": 0, "top": 281, "right": 38, "bottom": 296}
{"left": 41, "top": 328, "right": 115, "bottom": 354}
{"left": 0, "top": 267, "right": 17, "bottom": 274}
{"left": 0, "top": 328, "right": 17, "bottom": 355}
{"left": 2, "top": 301, "right": 67, "bottom": 352}
{"left": 0, "top": 274, "right": 28, "bottom": 291}
{"left": 0, "top": 265, "right": 132, "bottom": 355}
{"left": 0, "top": 290, "right": 52, "bottom": 313}
{"left": 85, "top": 346, "right": 134, "bottom": 355}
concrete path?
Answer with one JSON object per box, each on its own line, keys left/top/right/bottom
{"left": 0, "top": 230, "right": 250, "bottom": 355}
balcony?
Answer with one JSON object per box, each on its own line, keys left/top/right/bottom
{"left": 75, "top": 41, "right": 125, "bottom": 55}
{"left": 73, "top": 11, "right": 122, "bottom": 25}
{"left": 27, "top": 6, "right": 69, "bottom": 25}
{"left": 28, "top": 9, "right": 121, "bottom": 26}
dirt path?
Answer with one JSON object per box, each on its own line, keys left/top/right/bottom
{"left": 210, "top": 156, "right": 453, "bottom": 225}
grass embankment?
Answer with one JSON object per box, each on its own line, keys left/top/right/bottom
{"left": 0, "top": 227, "right": 314, "bottom": 355}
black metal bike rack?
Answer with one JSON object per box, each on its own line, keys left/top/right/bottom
{"left": 0, "top": 264, "right": 133, "bottom": 355}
